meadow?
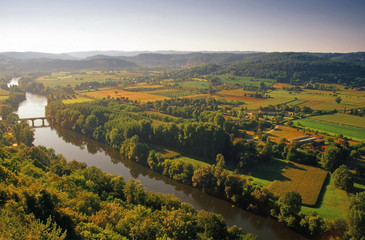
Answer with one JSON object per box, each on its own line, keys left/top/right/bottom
{"left": 268, "top": 162, "right": 328, "bottom": 206}
{"left": 247, "top": 158, "right": 327, "bottom": 206}
{"left": 214, "top": 74, "right": 275, "bottom": 87}
{"left": 143, "top": 88, "right": 200, "bottom": 98}
{"left": 301, "top": 176, "right": 350, "bottom": 220}
{"left": 310, "top": 113, "right": 365, "bottom": 128}
{"left": 36, "top": 71, "right": 141, "bottom": 87}
{"left": 62, "top": 96, "right": 95, "bottom": 104}
{"left": 84, "top": 88, "right": 169, "bottom": 103}
{"left": 178, "top": 80, "right": 209, "bottom": 89}
{"left": 293, "top": 118, "right": 365, "bottom": 142}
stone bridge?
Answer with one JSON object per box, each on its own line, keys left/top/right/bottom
{"left": 19, "top": 117, "right": 54, "bottom": 127}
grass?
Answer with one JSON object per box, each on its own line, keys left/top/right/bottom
{"left": 36, "top": 71, "right": 140, "bottom": 88}
{"left": 268, "top": 125, "right": 309, "bottom": 142}
{"left": 144, "top": 89, "right": 199, "bottom": 98}
{"left": 311, "top": 113, "right": 365, "bottom": 128}
{"left": 301, "top": 176, "right": 350, "bottom": 220}
{"left": 293, "top": 118, "right": 365, "bottom": 142}
{"left": 179, "top": 81, "right": 209, "bottom": 89}
{"left": 268, "top": 162, "right": 328, "bottom": 206}
{"left": 215, "top": 74, "right": 275, "bottom": 87}
{"left": 173, "top": 156, "right": 210, "bottom": 169}
{"left": 62, "top": 96, "right": 95, "bottom": 104}
{"left": 84, "top": 88, "right": 169, "bottom": 103}
{"left": 149, "top": 145, "right": 181, "bottom": 159}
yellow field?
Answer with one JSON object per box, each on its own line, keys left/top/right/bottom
{"left": 62, "top": 96, "right": 95, "bottom": 104}
{"left": 268, "top": 125, "right": 309, "bottom": 142}
{"left": 269, "top": 162, "right": 328, "bottom": 206}
{"left": 124, "top": 84, "right": 164, "bottom": 90}
{"left": 0, "top": 89, "right": 9, "bottom": 96}
{"left": 84, "top": 88, "right": 169, "bottom": 103}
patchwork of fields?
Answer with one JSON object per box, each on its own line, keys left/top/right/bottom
{"left": 293, "top": 117, "right": 365, "bottom": 141}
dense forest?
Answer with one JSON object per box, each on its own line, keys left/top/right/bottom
{"left": 45, "top": 99, "right": 365, "bottom": 239}
{"left": 0, "top": 119, "right": 259, "bottom": 240}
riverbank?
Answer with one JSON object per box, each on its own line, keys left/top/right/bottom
{"left": 16, "top": 92, "right": 307, "bottom": 240}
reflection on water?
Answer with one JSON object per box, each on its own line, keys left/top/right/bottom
{"left": 18, "top": 92, "right": 306, "bottom": 240}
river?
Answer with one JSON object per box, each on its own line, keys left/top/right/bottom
{"left": 13, "top": 80, "right": 307, "bottom": 239}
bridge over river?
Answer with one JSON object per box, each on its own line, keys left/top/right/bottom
{"left": 20, "top": 117, "right": 54, "bottom": 127}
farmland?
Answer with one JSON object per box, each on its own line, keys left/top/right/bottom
{"left": 36, "top": 71, "right": 141, "bottom": 88}
{"left": 178, "top": 80, "right": 209, "bottom": 89}
{"left": 143, "top": 88, "right": 200, "bottom": 98}
{"left": 214, "top": 74, "right": 275, "bottom": 87}
{"left": 293, "top": 118, "right": 365, "bottom": 141}
{"left": 83, "top": 88, "right": 169, "bottom": 102}
{"left": 310, "top": 113, "right": 365, "bottom": 128}
{"left": 268, "top": 161, "right": 328, "bottom": 206}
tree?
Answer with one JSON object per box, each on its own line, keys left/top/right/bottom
{"left": 321, "top": 145, "right": 343, "bottom": 172}
{"left": 332, "top": 165, "right": 353, "bottom": 192}
{"left": 347, "top": 192, "right": 365, "bottom": 239}
{"left": 272, "top": 192, "right": 302, "bottom": 227}
{"left": 335, "top": 96, "right": 342, "bottom": 104}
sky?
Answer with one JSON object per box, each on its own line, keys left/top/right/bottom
{"left": 0, "top": 0, "right": 364, "bottom": 53}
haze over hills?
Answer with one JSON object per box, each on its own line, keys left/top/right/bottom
{"left": 0, "top": 51, "right": 364, "bottom": 87}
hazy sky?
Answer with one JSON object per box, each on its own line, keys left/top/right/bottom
{"left": 0, "top": 0, "right": 364, "bottom": 53}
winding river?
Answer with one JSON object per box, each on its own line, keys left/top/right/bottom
{"left": 13, "top": 79, "right": 307, "bottom": 240}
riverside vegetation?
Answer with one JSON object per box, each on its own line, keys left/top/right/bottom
{"left": 1, "top": 51, "right": 365, "bottom": 239}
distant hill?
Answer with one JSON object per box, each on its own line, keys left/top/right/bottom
{"left": 215, "top": 52, "right": 365, "bottom": 87}
{"left": 0, "top": 58, "right": 137, "bottom": 72}
{"left": 67, "top": 50, "right": 193, "bottom": 59}
{"left": 0, "top": 51, "right": 78, "bottom": 60}
{"left": 93, "top": 52, "right": 264, "bottom": 67}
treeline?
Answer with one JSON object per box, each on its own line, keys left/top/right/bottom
{"left": 0, "top": 122, "right": 254, "bottom": 240}
{"left": 1, "top": 86, "right": 26, "bottom": 120}
{"left": 46, "top": 100, "right": 274, "bottom": 167}
{"left": 217, "top": 52, "right": 365, "bottom": 87}
{"left": 158, "top": 52, "right": 365, "bottom": 88}
{"left": 45, "top": 99, "right": 364, "bottom": 238}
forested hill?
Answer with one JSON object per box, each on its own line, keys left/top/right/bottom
{"left": 0, "top": 58, "right": 137, "bottom": 72}
{"left": 169, "top": 52, "right": 365, "bottom": 87}
{"left": 115, "top": 52, "right": 264, "bottom": 67}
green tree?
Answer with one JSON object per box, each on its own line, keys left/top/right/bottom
{"left": 347, "top": 192, "right": 365, "bottom": 240}
{"left": 332, "top": 165, "right": 353, "bottom": 191}
{"left": 321, "top": 145, "right": 343, "bottom": 172}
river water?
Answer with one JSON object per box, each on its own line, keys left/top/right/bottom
{"left": 14, "top": 83, "right": 307, "bottom": 239}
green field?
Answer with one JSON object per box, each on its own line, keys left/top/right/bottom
{"left": 293, "top": 118, "right": 365, "bottom": 141}
{"left": 37, "top": 71, "right": 129, "bottom": 88}
{"left": 62, "top": 96, "right": 95, "bottom": 104}
{"left": 179, "top": 81, "right": 209, "bottom": 89}
{"left": 144, "top": 89, "right": 200, "bottom": 98}
{"left": 311, "top": 113, "right": 365, "bottom": 128}
{"left": 301, "top": 176, "right": 350, "bottom": 220}
{"left": 215, "top": 74, "right": 275, "bottom": 87}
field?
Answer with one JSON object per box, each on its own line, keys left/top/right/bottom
{"left": 310, "top": 113, "right": 365, "bottom": 128}
{"left": 84, "top": 88, "right": 169, "bottom": 103}
{"left": 37, "top": 71, "right": 141, "bottom": 88}
{"left": 178, "top": 81, "right": 209, "bottom": 89}
{"left": 150, "top": 145, "right": 181, "bottom": 159}
{"left": 212, "top": 86, "right": 365, "bottom": 111}
{"left": 144, "top": 89, "right": 200, "bottom": 98}
{"left": 215, "top": 74, "right": 275, "bottom": 87}
{"left": 172, "top": 156, "right": 210, "bottom": 169}
{"left": 248, "top": 158, "right": 327, "bottom": 206}
{"left": 301, "top": 176, "right": 350, "bottom": 220}
{"left": 268, "top": 125, "right": 310, "bottom": 142}
{"left": 268, "top": 162, "right": 328, "bottom": 206}
{"left": 293, "top": 118, "right": 365, "bottom": 142}
{"left": 62, "top": 96, "right": 95, "bottom": 104}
